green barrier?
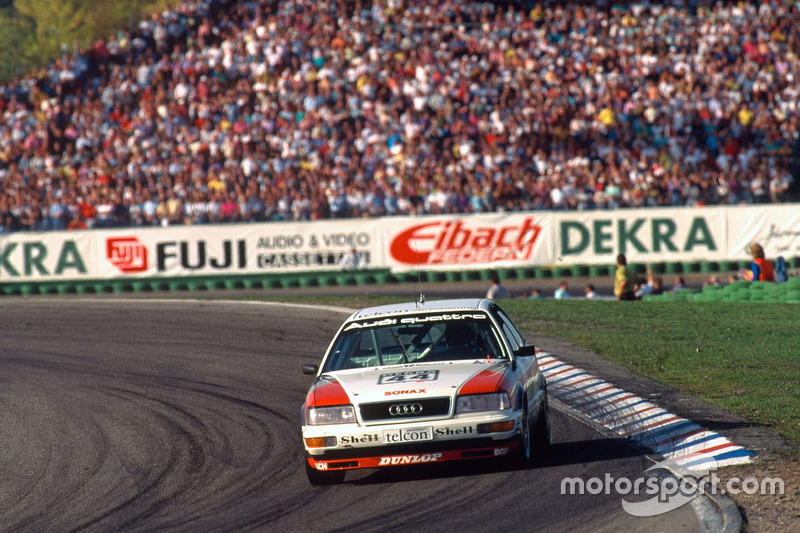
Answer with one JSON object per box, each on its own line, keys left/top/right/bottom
{"left": 356, "top": 273, "right": 378, "bottom": 286}
{"left": 94, "top": 283, "right": 113, "bottom": 293}
{"left": 186, "top": 280, "right": 207, "bottom": 291}
{"left": 112, "top": 282, "right": 133, "bottom": 293}
{"left": 498, "top": 269, "right": 517, "bottom": 280}
{"left": 224, "top": 279, "right": 245, "bottom": 290}
{"left": 682, "top": 261, "right": 701, "bottom": 273}
{"left": 169, "top": 280, "right": 189, "bottom": 291}
{"left": 571, "top": 264, "right": 589, "bottom": 277}
{"left": 18, "top": 284, "right": 35, "bottom": 296}
{"left": 1, "top": 284, "right": 21, "bottom": 296}
{"left": 319, "top": 275, "right": 338, "bottom": 287}
{"left": 424, "top": 271, "right": 446, "bottom": 283}
{"left": 664, "top": 262, "right": 683, "bottom": 274}
{"left": 36, "top": 283, "right": 58, "bottom": 295}
{"left": 515, "top": 267, "right": 536, "bottom": 279}
{"left": 445, "top": 270, "right": 462, "bottom": 283}
{"left": 204, "top": 279, "right": 227, "bottom": 291}
{"left": 699, "top": 261, "right": 718, "bottom": 273}
{"left": 131, "top": 281, "right": 152, "bottom": 292}
{"left": 375, "top": 272, "right": 398, "bottom": 284}
{"left": 242, "top": 278, "right": 262, "bottom": 289}
{"left": 150, "top": 281, "right": 171, "bottom": 292}
{"left": 337, "top": 274, "right": 357, "bottom": 286}
{"left": 297, "top": 276, "right": 317, "bottom": 288}
{"left": 464, "top": 270, "right": 481, "bottom": 281}
{"left": 56, "top": 283, "right": 76, "bottom": 295}
{"left": 75, "top": 283, "right": 95, "bottom": 294}
{"left": 553, "top": 266, "right": 571, "bottom": 278}
{"left": 281, "top": 278, "right": 301, "bottom": 288}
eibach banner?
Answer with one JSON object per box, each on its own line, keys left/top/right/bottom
{"left": 383, "top": 214, "right": 553, "bottom": 271}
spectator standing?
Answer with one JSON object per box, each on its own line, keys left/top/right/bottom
{"left": 339, "top": 248, "right": 364, "bottom": 272}
{"left": 614, "top": 253, "right": 638, "bottom": 301}
{"left": 486, "top": 270, "right": 510, "bottom": 300}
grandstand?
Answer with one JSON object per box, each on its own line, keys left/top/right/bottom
{"left": 0, "top": 0, "right": 799, "bottom": 233}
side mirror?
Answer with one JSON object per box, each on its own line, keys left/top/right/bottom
{"left": 303, "top": 364, "right": 319, "bottom": 375}
{"left": 514, "top": 345, "right": 537, "bottom": 358}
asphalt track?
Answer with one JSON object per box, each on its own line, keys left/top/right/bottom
{"left": 0, "top": 298, "right": 704, "bottom": 532}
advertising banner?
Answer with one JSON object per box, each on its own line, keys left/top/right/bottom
{"left": 1, "top": 204, "right": 798, "bottom": 282}
{"left": 553, "top": 206, "right": 729, "bottom": 265}
{"left": 0, "top": 220, "right": 384, "bottom": 281}
{"left": 382, "top": 213, "right": 554, "bottom": 272}
{"left": 724, "top": 205, "right": 800, "bottom": 261}
{"left": 98, "top": 220, "right": 385, "bottom": 279}
{"left": 0, "top": 231, "right": 93, "bottom": 280}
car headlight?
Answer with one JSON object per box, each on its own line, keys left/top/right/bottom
{"left": 456, "top": 392, "right": 511, "bottom": 413}
{"left": 308, "top": 405, "right": 356, "bottom": 425}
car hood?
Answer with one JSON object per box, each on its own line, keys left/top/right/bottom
{"left": 326, "top": 360, "right": 509, "bottom": 404}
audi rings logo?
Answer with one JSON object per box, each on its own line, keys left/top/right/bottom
{"left": 389, "top": 403, "right": 423, "bottom": 416}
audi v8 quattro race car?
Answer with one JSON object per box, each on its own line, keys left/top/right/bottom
{"left": 301, "top": 297, "right": 550, "bottom": 485}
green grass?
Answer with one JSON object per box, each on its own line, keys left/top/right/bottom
{"left": 240, "top": 294, "right": 800, "bottom": 445}
{"left": 501, "top": 300, "right": 800, "bottom": 446}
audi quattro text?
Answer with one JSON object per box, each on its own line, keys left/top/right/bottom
{"left": 301, "top": 298, "right": 550, "bottom": 485}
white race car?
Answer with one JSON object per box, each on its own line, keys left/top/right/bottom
{"left": 301, "top": 297, "right": 550, "bottom": 485}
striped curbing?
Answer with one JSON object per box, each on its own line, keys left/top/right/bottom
{"left": 537, "top": 351, "right": 755, "bottom": 470}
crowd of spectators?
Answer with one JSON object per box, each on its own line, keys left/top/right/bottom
{"left": 1, "top": 0, "right": 799, "bottom": 233}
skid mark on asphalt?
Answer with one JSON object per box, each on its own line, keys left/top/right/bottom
{"left": 537, "top": 351, "right": 754, "bottom": 470}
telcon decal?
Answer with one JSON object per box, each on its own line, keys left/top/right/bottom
{"left": 107, "top": 237, "right": 148, "bottom": 273}
{"left": 389, "top": 216, "right": 543, "bottom": 266}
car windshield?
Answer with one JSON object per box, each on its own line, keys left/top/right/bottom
{"left": 323, "top": 313, "right": 507, "bottom": 371}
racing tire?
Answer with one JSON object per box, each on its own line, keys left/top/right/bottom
{"left": 305, "top": 460, "right": 346, "bottom": 486}
{"left": 532, "top": 395, "right": 551, "bottom": 464}
{"left": 509, "top": 395, "right": 550, "bottom": 469}
{"left": 509, "top": 401, "right": 534, "bottom": 469}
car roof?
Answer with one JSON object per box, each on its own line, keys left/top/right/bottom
{"left": 347, "top": 298, "right": 493, "bottom": 321}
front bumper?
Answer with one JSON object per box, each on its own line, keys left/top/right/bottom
{"left": 302, "top": 413, "right": 522, "bottom": 471}
{"left": 306, "top": 438, "right": 519, "bottom": 471}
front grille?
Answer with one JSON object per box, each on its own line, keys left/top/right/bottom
{"left": 359, "top": 397, "right": 451, "bottom": 422}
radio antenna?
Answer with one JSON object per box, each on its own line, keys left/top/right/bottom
{"left": 414, "top": 243, "right": 424, "bottom": 309}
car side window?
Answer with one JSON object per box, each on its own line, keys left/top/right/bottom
{"left": 492, "top": 308, "right": 524, "bottom": 352}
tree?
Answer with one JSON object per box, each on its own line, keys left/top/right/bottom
{"left": 0, "top": 0, "right": 173, "bottom": 82}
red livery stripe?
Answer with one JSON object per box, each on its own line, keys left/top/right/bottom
{"left": 307, "top": 379, "right": 351, "bottom": 407}
{"left": 458, "top": 367, "right": 509, "bottom": 395}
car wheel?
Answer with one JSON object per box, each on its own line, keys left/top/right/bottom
{"left": 532, "top": 395, "right": 551, "bottom": 463}
{"left": 305, "top": 460, "right": 346, "bottom": 486}
{"left": 509, "top": 401, "right": 533, "bottom": 469}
